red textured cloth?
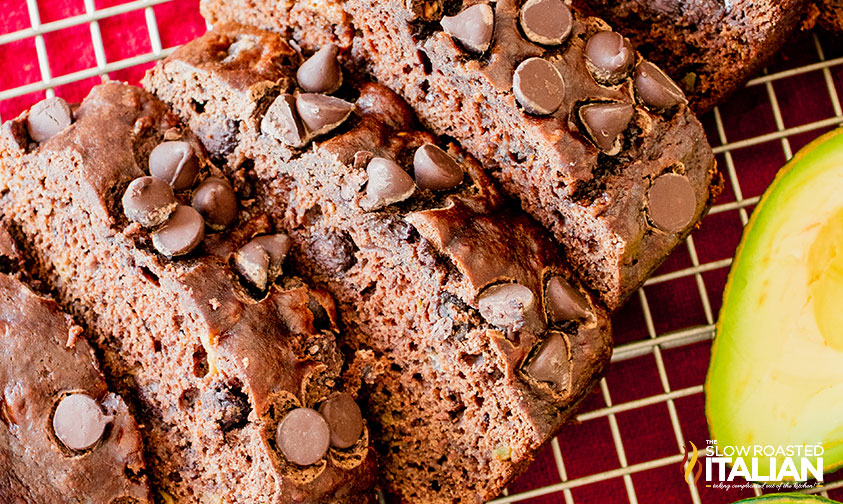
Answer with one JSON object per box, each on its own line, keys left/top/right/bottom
{"left": 2, "top": 2, "right": 843, "bottom": 502}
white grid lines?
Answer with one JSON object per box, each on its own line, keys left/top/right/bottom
{"left": 2, "top": 4, "right": 843, "bottom": 503}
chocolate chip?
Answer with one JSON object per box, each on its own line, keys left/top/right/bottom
{"left": 122, "top": 176, "right": 177, "bottom": 228}
{"left": 276, "top": 407, "right": 330, "bottom": 466}
{"left": 525, "top": 332, "right": 571, "bottom": 392}
{"left": 647, "top": 173, "right": 697, "bottom": 233}
{"left": 192, "top": 177, "right": 238, "bottom": 231}
{"left": 297, "top": 44, "right": 343, "bottom": 94}
{"left": 261, "top": 94, "right": 308, "bottom": 148}
{"left": 197, "top": 116, "right": 238, "bottom": 157}
{"left": 578, "top": 102, "right": 634, "bottom": 155}
{"left": 545, "top": 275, "right": 590, "bottom": 322}
{"left": 584, "top": 31, "right": 635, "bottom": 85}
{"left": 149, "top": 141, "right": 200, "bottom": 191}
{"left": 319, "top": 393, "right": 364, "bottom": 449}
{"left": 308, "top": 231, "right": 357, "bottom": 274}
{"left": 634, "top": 61, "right": 688, "bottom": 110}
{"left": 441, "top": 3, "right": 494, "bottom": 53}
{"left": 152, "top": 205, "right": 205, "bottom": 257}
{"left": 26, "top": 97, "right": 73, "bottom": 143}
{"left": 52, "top": 393, "right": 112, "bottom": 452}
{"left": 204, "top": 384, "right": 251, "bottom": 432}
{"left": 478, "top": 283, "right": 536, "bottom": 332}
{"left": 295, "top": 93, "right": 354, "bottom": 137}
{"left": 234, "top": 234, "right": 292, "bottom": 291}
{"left": 364, "top": 157, "right": 416, "bottom": 210}
{"left": 519, "top": 0, "right": 573, "bottom": 46}
{"left": 513, "top": 58, "right": 565, "bottom": 116}
{"left": 413, "top": 144, "right": 464, "bottom": 191}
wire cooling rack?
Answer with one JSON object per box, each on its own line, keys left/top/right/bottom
{"left": 1, "top": 2, "right": 843, "bottom": 503}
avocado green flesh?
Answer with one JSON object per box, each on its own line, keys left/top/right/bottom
{"left": 734, "top": 494, "right": 839, "bottom": 504}
{"left": 707, "top": 128, "right": 843, "bottom": 480}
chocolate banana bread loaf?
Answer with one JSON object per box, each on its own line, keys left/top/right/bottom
{"left": 143, "top": 24, "right": 613, "bottom": 503}
{"left": 0, "top": 85, "right": 376, "bottom": 503}
{"left": 0, "top": 223, "right": 152, "bottom": 504}
{"left": 572, "top": 0, "right": 809, "bottom": 112}
{"left": 200, "top": 0, "right": 720, "bottom": 310}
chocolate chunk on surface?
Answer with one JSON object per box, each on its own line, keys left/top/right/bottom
{"left": 519, "top": 0, "right": 573, "bottom": 46}
{"left": 52, "top": 393, "right": 113, "bottom": 452}
{"left": 478, "top": 283, "right": 537, "bottom": 332}
{"left": 413, "top": 143, "right": 464, "bottom": 191}
{"left": 152, "top": 204, "right": 205, "bottom": 257}
{"left": 364, "top": 157, "right": 416, "bottom": 210}
{"left": 647, "top": 173, "right": 697, "bottom": 233}
{"left": 192, "top": 176, "right": 238, "bottom": 230}
{"left": 234, "top": 233, "right": 291, "bottom": 291}
{"left": 26, "top": 97, "right": 73, "bottom": 143}
{"left": 276, "top": 407, "right": 331, "bottom": 466}
{"left": 261, "top": 94, "right": 308, "bottom": 148}
{"left": 440, "top": 3, "right": 495, "bottom": 53}
{"left": 319, "top": 393, "right": 364, "bottom": 449}
{"left": 578, "top": 102, "right": 634, "bottom": 154}
{"left": 513, "top": 58, "right": 565, "bottom": 116}
{"left": 545, "top": 275, "right": 590, "bottom": 322}
{"left": 584, "top": 30, "right": 635, "bottom": 85}
{"left": 297, "top": 43, "right": 343, "bottom": 94}
{"left": 149, "top": 140, "right": 200, "bottom": 190}
{"left": 122, "top": 176, "right": 177, "bottom": 228}
{"left": 295, "top": 93, "right": 354, "bottom": 137}
{"left": 525, "top": 332, "right": 571, "bottom": 392}
{"left": 634, "top": 60, "right": 687, "bottom": 110}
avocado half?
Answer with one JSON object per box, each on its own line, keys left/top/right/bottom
{"left": 707, "top": 128, "right": 843, "bottom": 479}
{"left": 734, "top": 494, "right": 839, "bottom": 504}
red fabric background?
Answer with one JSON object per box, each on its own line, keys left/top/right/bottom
{"left": 2, "top": 2, "right": 843, "bottom": 502}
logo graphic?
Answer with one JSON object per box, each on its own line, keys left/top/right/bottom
{"left": 682, "top": 441, "right": 703, "bottom": 486}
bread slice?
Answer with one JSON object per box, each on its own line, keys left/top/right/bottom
{"left": 0, "top": 222, "right": 152, "bottom": 503}
{"left": 143, "top": 23, "right": 613, "bottom": 503}
{"left": 573, "top": 0, "right": 810, "bottom": 112}
{"left": 200, "top": 0, "right": 720, "bottom": 310}
{"left": 0, "top": 84, "right": 377, "bottom": 503}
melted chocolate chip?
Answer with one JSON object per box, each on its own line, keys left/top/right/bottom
{"left": 204, "top": 384, "right": 251, "bottom": 432}
{"left": 545, "top": 275, "right": 590, "bottom": 323}
{"left": 440, "top": 3, "right": 495, "bottom": 53}
{"left": 152, "top": 205, "right": 205, "bottom": 257}
{"left": 584, "top": 31, "right": 635, "bottom": 85}
{"left": 234, "top": 234, "right": 292, "bottom": 291}
{"left": 122, "top": 176, "right": 177, "bottom": 228}
{"left": 261, "top": 94, "right": 308, "bottom": 148}
{"left": 295, "top": 93, "right": 354, "bottom": 137}
{"left": 197, "top": 116, "right": 239, "bottom": 158}
{"left": 319, "top": 393, "right": 364, "bottom": 449}
{"left": 364, "top": 157, "right": 416, "bottom": 210}
{"left": 276, "top": 407, "right": 330, "bottom": 466}
{"left": 191, "top": 177, "right": 238, "bottom": 230}
{"left": 413, "top": 144, "right": 464, "bottom": 191}
{"left": 578, "top": 102, "right": 634, "bottom": 155}
{"left": 26, "top": 97, "right": 73, "bottom": 143}
{"left": 513, "top": 58, "right": 565, "bottom": 116}
{"left": 308, "top": 231, "right": 357, "bottom": 274}
{"left": 525, "top": 332, "right": 571, "bottom": 392}
{"left": 647, "top": 173, "right": 697, "bottom": 233}
{"left": 478, "top": 283, "right": 536, "bottom": 332}
{"left": 634, "top": 61, "right": 688, "bottom": 110}
{"left": 149, "top": 141, "right": 200, "bottom": 191}
{"left": 297, "top": 44, "right": 343, "bottom": 94}
{"left": 52, "top": 393, "right": 112, "bottom": 452}
{"left": 519, "top": 0, "right": 573, "bottom": 46}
